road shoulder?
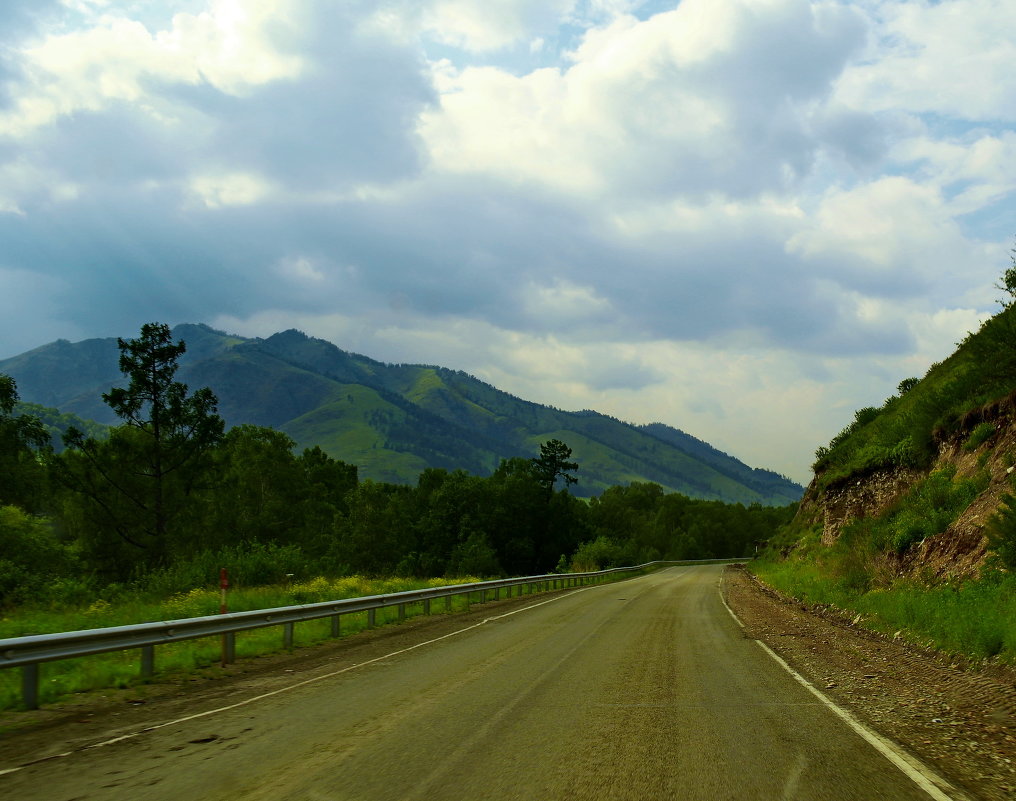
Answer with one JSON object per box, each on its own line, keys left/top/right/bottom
{"left": 0, "top": 589, "right": 565, "bottom": 768}
{"left": 722, "top": 565, "right": 1016, "bottom": 801}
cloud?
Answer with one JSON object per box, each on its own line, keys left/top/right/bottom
{"left": 0, "top": 0, "right": 1013, "bottom": 484}
{"left": 836, "top": 0, "right": 1016, "bottom": 121}
{"left": 0, "top": 267, "right": 82, "bottom": 355}
{"left": 378, "top": 0, "right": 579, "bottom": 52}
{"left": 421, "top": 0, "right": 870, "bottom": 199}
{"left": 0, "top": 3, "right": 303, "bottom": 138}
{"left": 788, "top": 177, "right": 967, "bottom": 285}
{"left": 0, "top": 0, "right": 435, "bottom": 203}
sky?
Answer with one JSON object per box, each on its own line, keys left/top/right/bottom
{"left": 1, "top": 0, "right": 1014, "bottom": 484}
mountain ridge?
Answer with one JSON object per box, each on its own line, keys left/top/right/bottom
{"left": 0, "top": 323, "right": 803, "bottom": 504}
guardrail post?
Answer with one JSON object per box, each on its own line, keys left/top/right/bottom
{"left": 141, "top": 645, "right": 155, "bottom": 678}
{"left": 284, "top": 622, "right": 294, "bottom": 651}
{"left": 423, "top": 598, "right": 431, "bottom": 615}
{"left": 331, "top": 614, "right": 341, "bottom": 638}
{"left": 445, "top": 595, "right": 452, "bottom": 612}
{"left": 398, "top": 603, "right": 406, "bottom": 621}
{"left": 22, "top": 663, "right": 39, "bottom": 710}
{"left": 367, "top": 608, "right": 376, "bottom": 628}
{"left": 494, "top": 587, "right": 500, "bottom": 601}
{"left": 224, "top": 632, "right": 236, "bottom": 664}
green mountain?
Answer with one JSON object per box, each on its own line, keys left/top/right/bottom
{"left": 0, "top": 323, "right": 803, "bottom": 504}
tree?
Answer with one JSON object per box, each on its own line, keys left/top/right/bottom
{"left": 333, "top": 481, "right": 415, "bottom": 575}
{"left": 0, "top": 374, "right": 51, "bottom": 511}
{"left": 530, "top": 439, "right": 578, "bottom": 494}
{"left": 59, "top": 323, "right": 223, "bottom": 563}
{"left": 897, "top": 377, "right": 920, "bottom": 396}
{"left": 995, "top": 237, "right": 1016, "bottom": 309}
{"left": 202, "top": 425, "right": 306, "bottom": 550}
{"left": 0, "top": 504, "right": 75, "bottom": 606}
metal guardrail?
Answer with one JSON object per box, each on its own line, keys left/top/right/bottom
{"left": 0, "top": 558, "right": 747, "bottom": 709}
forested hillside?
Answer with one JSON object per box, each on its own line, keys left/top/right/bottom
{"left": 0, "top": 324, "right": 796, "bottom": 610}
{"left": 0, "top": 324, "right": 802, "bottom": 504}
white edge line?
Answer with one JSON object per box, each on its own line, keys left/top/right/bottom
{"left": 0, "top": 586, "right": 595, "bottom": 777}
{"left": 717, "top": 574, "right": 965, "bottom": 801}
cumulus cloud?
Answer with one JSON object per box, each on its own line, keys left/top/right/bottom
{"left": 0, "top": 2, "right": 304, "bottom": 138}
{"left": 0, "top": 0, "right": 1013, "bottom": 483}
{"left": 422, "top": 0, "right": 870, "bottom": 198}
{"left": 836, "top": 0, "right": 1016, "bottom": 121}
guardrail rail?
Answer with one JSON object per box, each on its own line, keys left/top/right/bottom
{"left": 1, "top": 558, "right": 747, "bottom": 709}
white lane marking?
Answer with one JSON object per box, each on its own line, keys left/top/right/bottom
{"left": 718, "top": 575, "right": 966, "bottom": 801}
{"left": 0, "top": 587, "right": 596, "bottom": 777}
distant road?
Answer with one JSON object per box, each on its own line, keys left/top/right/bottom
{"left": 2, "top": 566, "right": 945, "bottom": 800}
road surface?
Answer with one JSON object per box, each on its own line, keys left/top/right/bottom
{"left": 0, "top": 566, "right": 948, "bottom": 800}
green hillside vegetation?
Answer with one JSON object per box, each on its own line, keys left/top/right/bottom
{"left": 756, "top": 261, "right": 1016, "bottom": 664}
{"left": 0, "top": 324, "right": 802, "bottom": 505}
{"left": 14, "top": 402, "right": 107, "bottom": 451}
{"left": 812, "top": 304, "right": 1016, "bottom": 490}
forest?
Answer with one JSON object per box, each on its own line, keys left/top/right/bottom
{"left": 0, "top": 323, "right": 795, "bottom": 609}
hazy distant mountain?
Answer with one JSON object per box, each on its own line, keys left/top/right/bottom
{"left": 0, "top": 324, "right": 803, "bottom": 504}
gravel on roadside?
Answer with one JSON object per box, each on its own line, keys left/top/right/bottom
{"left": 722, "top": 565, "right": 1016, "bottom": 801}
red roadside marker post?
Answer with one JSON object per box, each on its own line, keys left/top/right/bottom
{"left": 220, "top": 568, "right": 231, "bottom": 668}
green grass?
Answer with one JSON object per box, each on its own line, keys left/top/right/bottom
{"left": 811, "top": 305, "right": 1016, "bottom": 489}
{"left": 753, "top": 459, "right": 1016, "bottom": 663}
{"left": 963, "top": 422, "right": 996, "bottom": 451}
{"left": 753, "top": 557, "right": 1016, "bottom": 663}
{"left": 0, "top": 575, "right": 492, "bottom": 710}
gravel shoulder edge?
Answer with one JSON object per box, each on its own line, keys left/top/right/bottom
{"left": 722, "top": 565, "right": 1016, "bottom": 801}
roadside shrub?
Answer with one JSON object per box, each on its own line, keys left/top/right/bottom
{"left": 987, "top": 494, "right": 1016, "bottom": 570}
{"left": 964, "top": 422, "right": 996, "bottom": 451}
{"left": 843, "top": 468, "right": 987, "bottom": 557}
{"left": 141, "top": 542, "right": 310, "bottom": 596}
{"left": 570, "top": 535, "right": 627, "bottom": 571}
{"left": 0, "top": 505, "right": 79, "bottom": 607}
{"left": 447, "top": 532, "right": 502, "bottom": 577}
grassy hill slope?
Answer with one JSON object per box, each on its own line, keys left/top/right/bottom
{"left": 0, "top": 324, "right": 803, "bottom": 504}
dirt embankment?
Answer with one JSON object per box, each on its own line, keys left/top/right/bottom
{"left": 799, "top": 399, "right": 1016, "bottom": 581}
{"left": 724, "top": 565, "right": 1016, "bottom": 801}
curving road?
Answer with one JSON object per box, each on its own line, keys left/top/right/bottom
{"left": 1, "top": 566, "right": 949, "bottom": 800}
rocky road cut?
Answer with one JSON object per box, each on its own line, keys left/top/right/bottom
{"left": 0, "top": 566, "right": 981, "bottom": 800}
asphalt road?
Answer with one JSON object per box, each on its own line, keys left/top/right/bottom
{"left": 1, "top": 566, "right": 946, "bottom": 800}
